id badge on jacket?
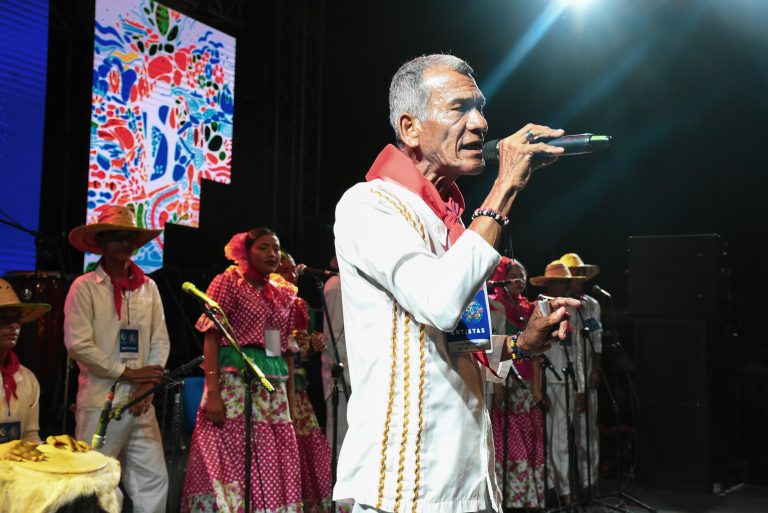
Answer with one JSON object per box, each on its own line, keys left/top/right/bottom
{"left": 265, "top": 328, "right": 281, "bottom": 357}
{"left": 119, "top": 325, "right": 140, "bottom": 360}
{"left": 446, "top": 286, "right": 492, "bottom": 354}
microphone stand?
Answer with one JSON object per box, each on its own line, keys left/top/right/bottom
{"left": 314, "top": 275, "right": 349, "bottom": 513}
{"left": 198, "top": 302, "right": 274, "bottom": 513}
{"left": 540, "top": 353, "right": 561, "bottom": 509}
{"left": 571, "top": 306, "right": 630, "bottom": 513}
{"left": 590, "top": 294, "right": 656, "bottom": 513}
{"left": 547, "top": 344, "right": 578, "bottom": 513}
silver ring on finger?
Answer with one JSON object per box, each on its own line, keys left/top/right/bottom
{"left": 524, "top": 130, "right": 536, "bottom": 143}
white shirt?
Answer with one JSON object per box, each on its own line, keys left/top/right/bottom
{"left": 0, "top": 364, "right": 40, "bottom": 443}
{"left": 543, "top": 296, "right": 600, "bottom": 392}
{"left": 64, "top": 265, "right": 171, "bottom": 409}
{"left": 333, "top": 179, "right": 506, "bottom": 513}
{"left": 571, "top": 293, "right": 602, "bottom": 390}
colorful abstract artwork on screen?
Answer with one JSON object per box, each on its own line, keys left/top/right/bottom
{"left": 86, "top": 0, "right": 235, "bottom": 272}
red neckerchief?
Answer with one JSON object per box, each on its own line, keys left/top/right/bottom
{"left": 244, "top": 268, "right": 280, "bottom": 306}
{"left": 366, "top": 145, "right": 497, "bottom": 369}
{"left": 365, "top": 145, "right": 466, "bottom": 244}
{"left": 101, "top": 260, "right": 146, "bottom": 320}
{"left": 0, "top": 351, "right": 20, "bottom": 409}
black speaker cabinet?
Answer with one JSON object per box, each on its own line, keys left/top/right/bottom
{"left": 629, "top": 274, "right": 727, "bottom": 317}
{"left": 634, "top": 319, "right": 735, "bottom": 492}
{"left": 628, "top": 234, "right": 726, "bottom": 276}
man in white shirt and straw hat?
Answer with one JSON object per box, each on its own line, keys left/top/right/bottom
{"left": 559, "top": 252, "right": 602, "bottom": 496}
{"left": 0, "top": 279, "right": 50, "bottom": 445}
{"left": 64, "top": 204, "right": 170, "bottom": 513}
{"left": 529, "top": 260, "right": 587, "bottom": 506}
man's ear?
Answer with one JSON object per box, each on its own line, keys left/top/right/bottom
{"left": 398, "top": 112, "right": 422, "bottom": 149}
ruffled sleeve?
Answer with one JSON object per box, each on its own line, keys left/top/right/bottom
{"left": 194, "top": 267, "right": 238, "bottom": 333}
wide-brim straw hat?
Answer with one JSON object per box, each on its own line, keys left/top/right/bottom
{"left": 68, "top": 205, "right": 162, "bottom": 254}
{"left": 559, "top": 252, "right": 600, "bottom": 280}
{"left": 529, "top": 260, "right": 587, "bottom": 287}
{"left": 0, "top": 279, "right": 51, "bottom": 323}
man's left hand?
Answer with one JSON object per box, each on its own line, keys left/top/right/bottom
{"left": 129, "top": 383, "right": 154, "bottom": 416}
{"left": 518, "top": 296, "right": 581, "bottom": 355}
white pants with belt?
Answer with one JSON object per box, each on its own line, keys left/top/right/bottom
{"left": 76, "top": 406, "right": 168, "bottom": 513}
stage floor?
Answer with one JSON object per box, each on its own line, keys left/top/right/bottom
{"left": 546, "top": 481, "right": 768, "bottom": 513}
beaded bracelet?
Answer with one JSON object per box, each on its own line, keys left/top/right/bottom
{"left": 471, "top": 207, "right": 510, "bottom": 227}
{"left": 507, "top": 331, "right": 529, "bottom": 361}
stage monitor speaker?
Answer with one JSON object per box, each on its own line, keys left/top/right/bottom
{"left": 634, "top": 318, "right": 735, "bottom": 492}
{"left": 629, "top": 274, "right": 726, "bottom": 317}
{"left": 628, "top": 234, "right": 726, "bottom": 276}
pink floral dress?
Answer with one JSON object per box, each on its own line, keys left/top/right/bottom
{"left": 182, "top": 266, "right": 303, "bottom": 513}
{"left": 488, "top": 291, "right": 545, "bottom": 509}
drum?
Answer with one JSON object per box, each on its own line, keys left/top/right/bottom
{"left": 0, "top": 444, "right": 121, "bottom": 513}
{"left": 2, "top": 271, "right": 71, "bottom": 435}
{"left": 182, "top": 376, "right": 204, "bottom": 433}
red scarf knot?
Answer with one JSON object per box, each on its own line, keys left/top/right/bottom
{"left": 365, "top": 145, "right": 466, "bottom": 244}
{"left": 0, "top": 351, "right": 20, "bottom": 409}
{"left": 101, "top": 260, "right": 147, "bottom": 320}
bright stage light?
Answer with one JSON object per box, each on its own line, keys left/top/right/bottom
{"left": 560, "top": 0, "right": 595, "bottom": 7}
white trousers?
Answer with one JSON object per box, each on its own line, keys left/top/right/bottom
{"left": 76, "top": 406, "right": 168, "bottom": 513}
{"left": 545, "top": 383, "right": 573, "bottom": 495}
{"left": 574, "top": 388, "right": 600, "bottom": 488}
{"left": 545, "top": 385, "right": 600, "bottom": 495}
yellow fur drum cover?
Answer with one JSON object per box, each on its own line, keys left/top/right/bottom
{"left": 0, "top": 444, "right": 121, "bottom": 513}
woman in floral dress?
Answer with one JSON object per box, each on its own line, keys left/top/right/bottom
{"left": 276, "top": 251, "right": 333, "bottom": 513}
{"left": 182, "top": 228, "right": 302, "bottom": 513}
{"left": 488, "top": 257, "right": 546, "bottom": 511}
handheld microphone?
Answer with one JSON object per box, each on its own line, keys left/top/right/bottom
{"left": 165, "top": 355, "right": 205, "bottom": 380}
{"left": 482, "top": 133, "right": 612, "bottom": 162}
{"left": 591, "top": 284, "right": 612, "bottom": 299}
{"left": 182, "top": 282, "right": 220, "bottom": 309}
{"left": 92, "top": 381, "right": 117, "bottom": 449}
{"left": 296, "top": 264, "right": 337, "bottom": 277}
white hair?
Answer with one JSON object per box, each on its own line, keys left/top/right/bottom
{"left": 388, "top": 54, "right": 475, "bottom": 143}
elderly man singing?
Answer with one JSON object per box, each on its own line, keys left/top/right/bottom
{"left": 332, "top": 53, "right": 581, "bottom": 513}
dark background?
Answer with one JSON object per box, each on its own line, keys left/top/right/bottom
{"left": 26, "top": 0, "right": 768, "bottom": 492}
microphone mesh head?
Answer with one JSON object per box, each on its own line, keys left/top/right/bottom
{"left": 481, "top": 139, "right": 499, "bottom": 162}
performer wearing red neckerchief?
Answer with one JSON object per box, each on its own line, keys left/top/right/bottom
{"left": 0, "top": 278, "right": 50, "bottom": 444}
{"left": 487, "top": 258, "right": 546, "bottom": 510}
{"left": 64, "top": 204, "right": 170, "bottom": 513}
{"left": 332, "top": 54, "right": 580, "bottom": 513}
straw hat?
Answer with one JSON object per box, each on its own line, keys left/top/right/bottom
{"left": 529, "top": 260, "right": 587, "bottom": 287}
{"left": 68, "top": 205, "right": 162, "bottom": 254}
{"left": 559, "top": 252, "right": 600, "bottom": 280}
{"left": 0, "top": 279, "right": 51, "bottom": 323}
